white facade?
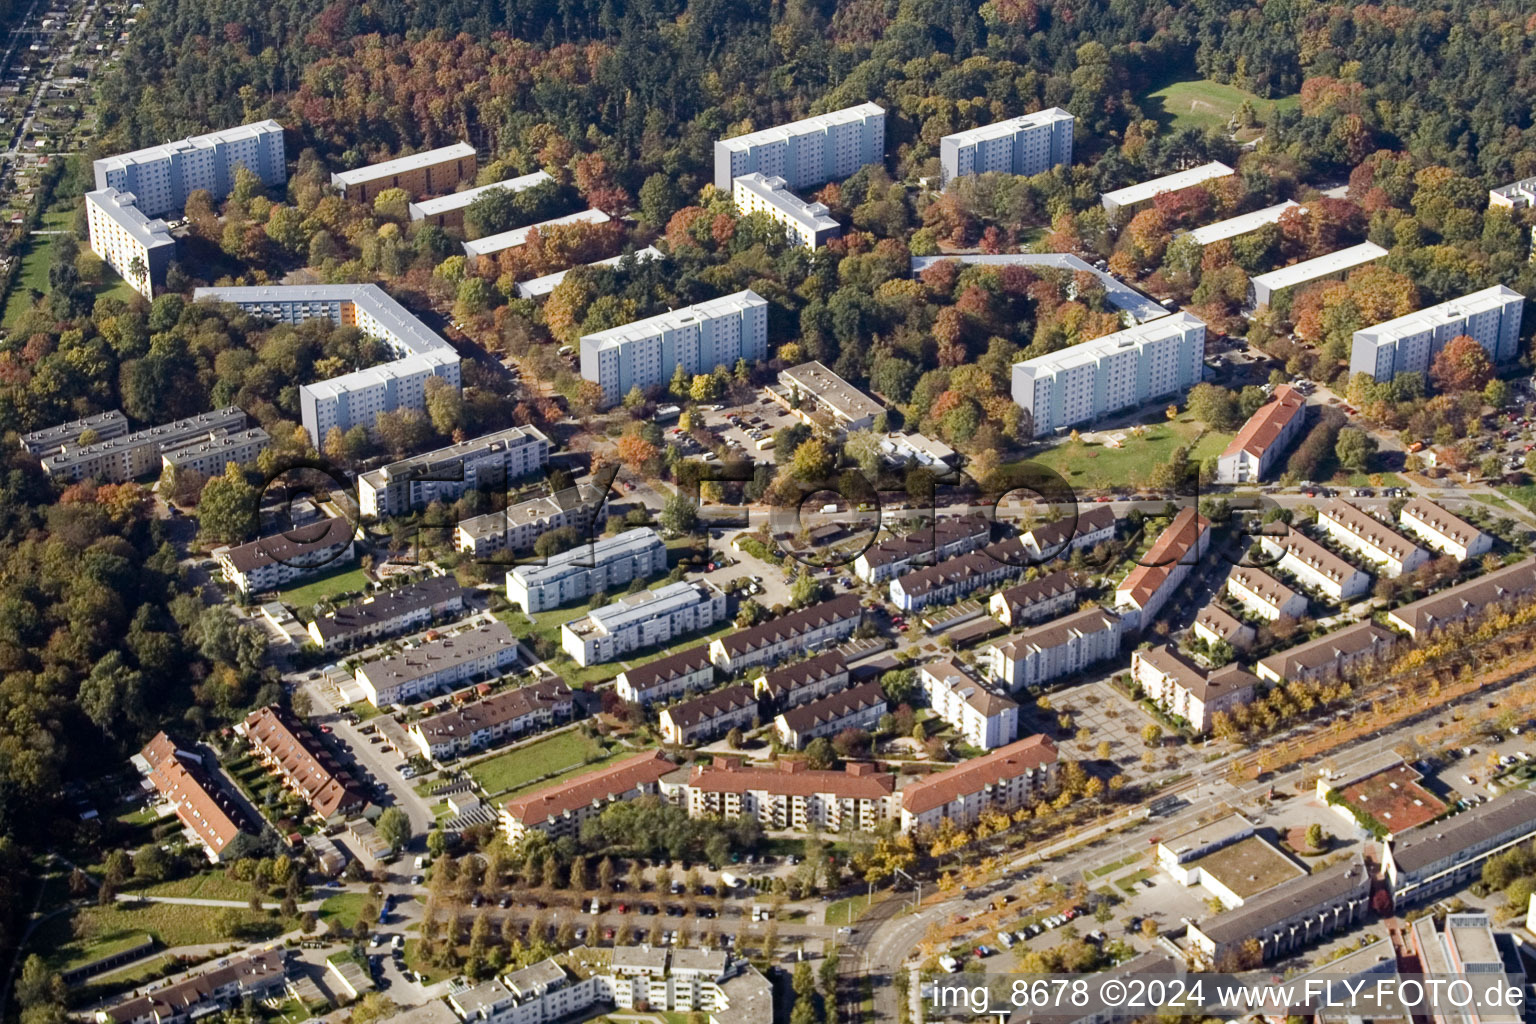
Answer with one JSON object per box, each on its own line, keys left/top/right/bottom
{"left": 84, "top": 188, "right": 175, "bottom": 297}
{"left": 354, "top": 620, "right": 521, "bottom": 706}
{"left": 42, "top": 407, "right": 248, "bottom": 483}
{"left": 917, "top": 659, "right": 1019, "bottom": 750}
{"left": 194, "top": 285, "right": 461, "bottom": 446}
{"left": 1248, "top": 242, "right": 1388, "bottom": 309}
{"left": 580, "top": 290, "right": 769, "bottom": 404}
{"left": 898, "top": 735, "right": 1058, "bottom": 832}
{"left": 985, "top": 607, "right": 1122, "bottom": 691}
{"left": 506, "top": 527, "right": 667, "bottom": 613}
{"left": 161, "top": 427, "right": 270, "bottom": 480}
{"left": 1188, "top": 200, "right": 1302, "bottom": 247}
{"left": 1215, "top": 384, "right": 1307, "bottom": 484}
{"left": 1010, "top": 313, "right": 1205, "bottom": 437}
{"left": 732, "top": 173, "right": 840, "bottom": 249}
{"left": 713, "top": 102, "right": 885, "bottom": 191}
{"left": 939, "top": 108, "right": 1073, "bottom": 188}
{"left": 1398, "top": 498, "right": 1493, "bottom": 561}
{"left": 1100, "top": 162, "right": 1233, "bottom": 220}
{"left": 1259, "top": 533, "right": 1372, "bottom": 602}
{"left": 1225, "top": 567, "right": 1308, "bottom": 621}
{"left": 407, "top": 170, "right": 553, "bottom": 226}
{"left": 1318, "top": 500, "right": 1429, "bottom": 578}
{"left": 1348, "top": 285, "right": 1525, "bottom": 382}
{"left": 93, "top": 120, "right": 286, "bottom": 218}
{"left": 560, "top": 581, "right": 727, "bottom": 667}
{"left": 457, "top": 483, "right": 606, "bottom": 559}
{"left": 358, "top": 425, "right": 550, "bottom": 518}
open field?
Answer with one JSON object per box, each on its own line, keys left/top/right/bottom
{"left": 123, "top": 872, "right": 261, "bottom": 902}
{"left": 1141, "top": 78, "right": 1299, "bottom": 133}
{"left": 318, "top": 891, "right": 372, "bottom": 932}
{"left": 279, "top": 565, "right": 372, "bottom": 609}
{"left": 28, "top": 899, "right": 285, "bottom": 970}
{"left": 1026, "top": 415, "right": 1233, "bottom": 492}
{"left": 2, "top": 210, "right": 137, "bottom": 328}
{"left": 465, "top": 730, "right": 609, "bottom": 796}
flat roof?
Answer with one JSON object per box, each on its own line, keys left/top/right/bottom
{"left": 1189, "top": 201, "right": 1302, "bottom": 246}
{"left": 911, "top": 252, "right": 1167, "bottom": 323}
{"left": 1012, "top": 311, "right": 1203, "bottom": 378}
{"left": 462, "top": 208, "right": 611, "bottom": 258}
{"left": 194, "top": 283, "right": 454, "bottom": 361}
{"left": 161, "top": 426, "right": 269, "bottom": 465}
{"left": 734, "top": 173, "right": 840, "bottom": 232}
{"left": 355, "top": 620, "right": 518, "bottom": 689}
{"left": 716, "top": 102, "right": 884, "bottom": 153}
{"left": 581, "top": 290, "right": 767, "bottom": 351}
{"left": 331, "top": 142, "right": 475, "bottom": 188}
{"left": 777, "top": 361, "right": 883, "bottom": 424}
{"left": 1162, "top": 813, "right": 1254, "bottom": 856}
{"left": 1101, "top": 161, "right": 1233, "bottom": 208}
{"left": 1249, "top": 241, "right": 1388, "bottom": 293}
{"left": 407, "top": 171, "right": 553, "bottom": 218}
{"left": 940, "top": 108, "right": 1072, "bottom": 147}
{"left": 95, "top": 119, "right": 283, "bottom": 171}
{"left": 1337, "top": 762, "right": 1446, "bottom": 834}
{"left": 360, "top": 424, "right": 547, "bottom": 490}
{"left": 565, "top": 580, "right": 721, "bottom": 638}
{"left": 514, "top": 246, "right": 663, "bottom": 299}
{"left": 1187, "top": 834, "right": 1306, "bottom": 899}
{"left": 508, "top": 526, "right": 661, "bottom": 586}
{"left": 86, "top": 187, "right": 174, "bottom": 249}
{"left": 1353, "top": 284, "right": 1524, "bottom": 345}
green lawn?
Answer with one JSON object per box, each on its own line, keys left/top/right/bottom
{"left": 1497, "top": 486, "right": 1536, "bottom": 514}
{"left": 279, "top": 564, "right": 371, "bottom": 609}
{"left": 465, "top": 731, "right": 612, "bottom": 796}
{"left": 1, "top": 211, "right": 137, "bottom": 328}
{"left": 123, "top": 872, "right": 260, "bottom": 902}
{"left": 1025, "top": 415, "right": 1234, "bottom": 491}
{"left": 1142, "top": 78, "right": 1299, "bottom": 133}
{"left": 495, "top": 602, "right": 736, "bottom": 689}
{"left": 318, "top": 892, "right": 372, "bottom": 932}
{"left": 27, "top": 900, "right": 284, "bottom": 970}
{"left": 825, "top": 892, "right": 877, "bottom": 927}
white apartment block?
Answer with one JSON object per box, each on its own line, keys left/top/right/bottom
{"left": 515, "top": 246, "right": 664, "bottom": 300}
{"left": 713, "top": 102, "right": 885, "bottom": 191}
{"left": 407, "top": 170, "right": 553, "bottom": 228}
{"left": 918, "top": 659, "right": 1019, "bottom": 750}
{"left": 358, "top": 425, "right": 550, "bottom": 518}
{"left": 614, "top": 645, "right": 716, "bottom": 706}
{"left": 1100, "top": 161, "right": 1233, "bottom": 220}
{"left": 506, "top": 527, "right": 667, "bottom": 613}
{"left": 579, "top": 290, "right": 768, "bottom": 404}
{"left": 1215, "top": 384, "right": 1307, "bottom": 484}
{"left": 1348, "top": 285, "right": 1525, "bottom": 382}
{"left": 1010, "top": 312, "right": 1205, "bottom": 437}
{"left": 461, "top": 208, "right": 611, "bottom": 260}
{"left": 1188, "top": 200, "right": 1303, "bottom": 247}
{"left": 1490, "top": 177, "right": 1536, "bottom": 209}
{"left": 732, "top": 173, "right": 840, "bottom": 249}
{"left": 984, "top": 606, "right": 1123, "bottom": 691}
{"left": 84, "top": 188, "right": 175, "bottom": 297}
{"left": 19, "top": 410, "right": 129, "bottom": 459}
{"left": 194, "top": 285, "right": 461, "bottom": 446}
{"left": 709, "top": 593, "right": 861, "bottom": 674}
{"left": 1130, "top": 646, "right": 1258, "bottom": 734}
{"left": 216, "top": 517, "right": 356, "bottom": 595}
{"left": 160, "top": 426, "right": 270, "bottom": 480}
{"left": 898, "top": 734, "right": 1058, "bottom": 832}
{"left": 354, "top": 620, "right": 521, "bottom": 706}
{"left": 667, "top": 757, "right": 895, "bottom": 834}
{"left": 42, "top": 406, "right": 249, "bottom": 482}
{"left": 560, "top": 580, "right": 727, "bottom": 667}
{"left": 456, "top": 483, "right": 607, "bottom": 559}
{"left": 1247, "top": 241, "right": 1388, "bottom": 309}
{"left": 938, "top": 108, "right": 1073, "bottom": 188}
{"left": 771, "top": 360, "right": 883, "bottom": 432}
{"left": 1398, "top": 498, "right": 1493, "bottom": 561}
{"left": 92, "top": 119, "right": 286, "bottom": 218}
{"left": 1114, "top": 507, "right": 1210, "bottom": 629}
{"left": 1260, "top": 532, "right": 1372, "bottom": 602}
{"left": 1318, "top": 500, "right": 1429, "bottom": 578}
{"left": 1225, "top": 567, "right": 1308, "bottom": 621}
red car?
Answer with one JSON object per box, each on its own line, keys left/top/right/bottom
{"left": 319, "top": 725, "right": 332, "bottom": 733}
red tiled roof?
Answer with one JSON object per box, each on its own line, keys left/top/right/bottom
{"left": 900, "top": 734, "right": 1058, "bottom": 816}
{"left": 242, "top": 705, "right": 367, "bottom": 819}
{"left": 1116, "top": 507, "right": 1210, "bottom": 609}
{"left": 688, "top": 758, "right": 894, "bottom": 800}
{"left": 1222, "top": 385, "right": 1305, "bottom": 459}
{"left": 503, "top": 749, "right": 673, "bottom": 824}
{"left": 140, "top": 732, "right": 248, "bottom": 854}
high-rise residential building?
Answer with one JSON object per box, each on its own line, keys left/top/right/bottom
{"left": 938, "top": 108, "right": 1074, "bottom": 188}
{"left": 731, "top": 173, "right": 841, "bottom": 249}
{"left": 713, "top": 102, "right": 885, "bottom": 192}
{"left": 92, "top": 120, "right": 287, "bottom": 218}
{"left": 357, "top": 425, "right": 550, "bottom": 518}
{"left": 505, "top": 527, "right": 667, "bottom": 612}
{"left": 84, "top": 188, "right": 175, "bottom": 297}
{"left": 1246, "top": 241, "right": 1388, "bottom": 309}
{"left": 461, "top": 208, "right": 610, "bottom": 260}
{"left": 40, "top": 406, "right": 249, "bottom": 482}
{"left": 1187, "top": 200, "right": 1303, "bottom": 247}
{"left": 1010, "top": 312, "right": 1206, "bottom": 437}
{"left": 1100, "top": 161, "right": 1233, "bottom": 220}
{"left": 194, "top": 285, "right": 461, "bottom": 445}
{"left": 1348, "top": 284, "right": 1525, "bottom": 382}
{"left": 406, "top": 170, "right": 553, "bottom": 229}
{"left": 579, "top": 290, "right": 769, "bottom": 403}
{"left": 331, "top": 141, "right": 476, "bottom": 203}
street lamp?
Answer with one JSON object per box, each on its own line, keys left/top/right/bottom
{"left": 893, "top": 867, "right": 921, "bottom": 910}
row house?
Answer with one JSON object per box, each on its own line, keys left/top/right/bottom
{"left": 710, "top": 594, "right": 861, "bottom": 674}
{"left": 751, "top": 650, "right": 850, "bottom": 710}
{"left": 136, "top": 732, "right": 250, "bottom": 862}
{"left": 1225, "top": 566, "right": 1308, "bottom": 621}
{"left": 614, "top": 645, "right": 716, "bottom": 706}
{"left": 1255, "top": 621, "right": 1399, "bottom": 684}
{"left": 1259, "top": 532, "right": 1372, "bottom": 602}
{"left": 988, "top": 569, "right": 1079, "bottom": 628}
{"left": 889, "top": 538, "right": 1027, "bottom": 612}
{"left": 658, "top": 684, "right": 760, "bottom": 746}
{"left": 1192, "top": 603, "right": 1256, "bottom": 651}
{"left": 1017, "top": 505, "right": 1116, "bottom": 561}
{"left": 1398, "top": 497, "right": 1493, "bottom": 562}
{"left": 240, "top": 705, "right": 367, "bottom": 820}
{"left": 355, "top": 620, "right": 521, "bottom": 707}
{"left": 852, "top": 515, "right": 990, "bottom": 585}
{"left": 306, "top": 575, "right": 464, "bottom": 651}
{"left": 408, "top": 676, "right": 573, "bottom": 760}
{"left": 1318, "top": 499, "right": 1429, "bottom": 578}
{"left": 772, "top": 680, "right": 886, "bottom": 749}
{"left": 95, "top": 950, "right": 289, "bottom": 1024}
{"left": 1387, "top": 557, "right": 1536, "bottom": 639}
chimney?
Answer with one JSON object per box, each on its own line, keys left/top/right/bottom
{"left": 713, "top": 755, "right": 743, "bottom": 771}
{"left": 845, "top": 761, "right": 875, "bottom": 777}
{"left": 780, "top": 759, "right": 807, "bottom": 774}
